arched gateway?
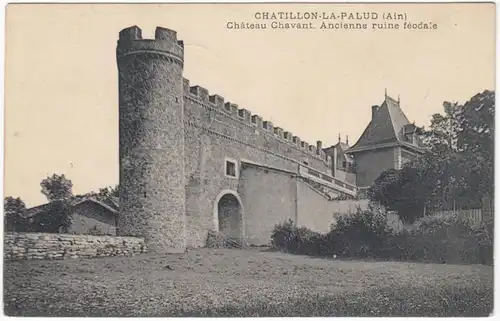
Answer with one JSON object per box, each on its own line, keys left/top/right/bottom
{"left": 213, "top": 190, "right": 244, "bottom": 239}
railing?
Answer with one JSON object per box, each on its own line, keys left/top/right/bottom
{"left": 298, "top": 164, "right": 357, "bottom": 195}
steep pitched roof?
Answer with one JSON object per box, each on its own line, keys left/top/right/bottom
{"left": 347, "top": 95, "right": 425, "bottom": 154}
{"left": 23, "top": 196, "right": 118, "bottom": 219}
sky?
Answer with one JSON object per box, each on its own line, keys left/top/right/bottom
{"left": 4, "top": 3, "right": 495, "bottom": 207}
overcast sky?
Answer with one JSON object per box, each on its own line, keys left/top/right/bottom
{"left": 5, "top": 3, "right": 495, "bottom": 206}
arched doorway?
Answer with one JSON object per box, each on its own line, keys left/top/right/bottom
{"left": 214, "top": 190, "right": 243, "bottom": 239}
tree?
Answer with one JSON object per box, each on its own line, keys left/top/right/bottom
{"left": 455, "top": 90, "right": 494, "bottom": 198}
{"left": 4, "top": 197, "right": 30, "bottom": 232}
{"left": 40, "top": 174, "right": 73, "bottom": 202}
{"left": 97, "top": 185, "right": 119, "bottom": 199}
{"left": 36, "top": 174, "right": 74, "bottom": 233}
{"left": 74, "top": 184, "right": 119, "bottom": 206}
{"left": 369, "top": 90, "right": 494, "bottom": 222}
{"left": 368, "top": 164, "right": 437, "bottom": 224}
{"left": 421, "top": 101, "right": 463, "bottom": 154}
{"left": 33, "top": 200, "right": 73, "bottom": 233}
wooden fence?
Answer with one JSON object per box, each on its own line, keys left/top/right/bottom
{"left": 432, "top": 209, "right": 483, "bottom": 225}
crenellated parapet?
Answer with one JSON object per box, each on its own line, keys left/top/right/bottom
{"left": 183, "top": 78, "right": 332, "bottom": 165}
{"left": 117, "top": 26, "right": 187, "bottom": 254}
{"left": 117, "top": 26, "right": 184, "bottom": 66}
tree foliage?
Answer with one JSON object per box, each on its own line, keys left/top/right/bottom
{"left": 75, "top": 184, "right": 118, "bottom": 205}
{"left": 369, "top": 90, "right": 494, "bottom": 222}
{"left": 35, "top": 174, "right": 74, "bottom": 233}
{"left": 32, "top": 200, "right": 73, "bottom": 233}
{"left": 40, "top": 174, "right": 73, "bottom": 202}
{"left": 368, "top": 165, "right": 435, "bottom": 224}
{"left": 4, "top": 197, "right": 30, "bottom": 232}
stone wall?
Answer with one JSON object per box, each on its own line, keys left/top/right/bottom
{"left": 296, "top": 180, "right": 336, "bottom": 234}
{"left": 115, "top": 26, "right": 356, "bottom": 252}
{"left": 3, "top": 232, "right": 147, "bottom": 261}
{"left": 238, "top": 164, "right": 297, "bottom": 245}
{"left": 182, "top": 89, "right": 345, "bottom": 247}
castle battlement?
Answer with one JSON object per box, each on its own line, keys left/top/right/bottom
{"left": 117, "top": 26, "right": 184, "bottom": 64}
{"left": 117, "top": 25, "right": 360, "bottom": 254}
{"left": 183, "top": 76, "right": 330, "bottom": 164}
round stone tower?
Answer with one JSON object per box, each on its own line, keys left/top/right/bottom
{"left": 116, "top": 26, "right": 186, "bottom": 253}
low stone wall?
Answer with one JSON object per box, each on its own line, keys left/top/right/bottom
{"left": 4, "top": 232, "right": 147, "bottom": 261}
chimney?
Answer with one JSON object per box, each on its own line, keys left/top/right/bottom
{"left": 372, "top": 105, "right": 379, "bottom": 119}
{"left": 316, "top": 141, "right": 322, "bottom": 154}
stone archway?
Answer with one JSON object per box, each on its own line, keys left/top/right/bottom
{"left": 213, "top": 190, "right": 244, "bottom": 239}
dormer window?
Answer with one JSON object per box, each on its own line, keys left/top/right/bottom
{"left": 403, "top": 124, "right": 417, "bottom": 144}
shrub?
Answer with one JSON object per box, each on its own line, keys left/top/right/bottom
{"left": 407, "top": 214, "right": 493, "bottom": 264}
{"left": 328, "top": 207, "right": 395, "bottom": 258}
{"left": 270, "top": 219, "right": 330, "bottom": 256}
{"left": 270, "top": 209, "right": 493, "bottom": 265}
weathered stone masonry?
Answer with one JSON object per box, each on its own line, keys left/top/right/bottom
{"left": 116, "top": 25, "right": 362, "bottom": 253}
{"left": 117, "top": 26, "right": 186, "bottom": 253}
{"left": 4, "top": 232, "right": 147, "bottom": 261}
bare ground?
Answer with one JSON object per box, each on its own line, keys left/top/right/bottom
{"left": 3, "top": 248, "right": 494, "bottom": 317}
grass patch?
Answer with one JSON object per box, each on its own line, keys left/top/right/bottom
{"left": 3, "top": 248, "right": 493, "bottom": 317}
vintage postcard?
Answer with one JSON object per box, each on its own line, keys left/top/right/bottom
{"left": 3, "top": 2, "right": 495, "bottom": 317}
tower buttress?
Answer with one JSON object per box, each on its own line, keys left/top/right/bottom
{"left": 116, "top": 26, "right": 186, "bottom": 253}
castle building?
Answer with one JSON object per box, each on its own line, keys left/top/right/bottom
{"left": 116, "top": 26, "right": 425, "bottom": 253}
{"left": 345, "top": 94, "right": 426, "bottom": 195}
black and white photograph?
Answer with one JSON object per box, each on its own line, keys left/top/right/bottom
{"left": 2, "top": 2, "right": 495, "bottom": 317}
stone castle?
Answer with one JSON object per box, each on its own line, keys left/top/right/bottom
{"left": 116, "top": 26, "right": 426, "bottom": 253}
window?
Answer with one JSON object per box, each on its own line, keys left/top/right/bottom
{"left": 238, "top": 109, "right": 244, "bottom": 118}
{"left": 225, "top": 158, "right": 238, "bottom": 178}
{"left": 342, "top": 161, "right": 347, "bottom": 168}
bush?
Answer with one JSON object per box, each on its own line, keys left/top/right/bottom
{"left": 270, "top": 219, "right": 330, "bottom": 256}
{"left": 30, "top": 200, "right": 73, "bottom": 233}
{"left": 407, "top": 214, "right": 493, "bottom": 264}
{"left": 328, "top": 207, "right": 395, "bottom": 258}
{"left": 270, "top": 209, "right": 493, "bottom": 265}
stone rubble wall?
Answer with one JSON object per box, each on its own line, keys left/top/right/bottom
{"left": 3, "top": 232, "right": 147, "bottom": 261}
